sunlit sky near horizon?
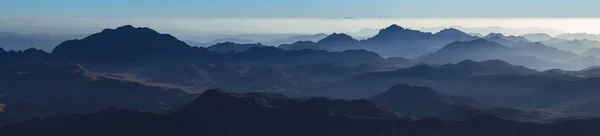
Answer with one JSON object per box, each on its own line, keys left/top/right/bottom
{"left": 2, "top": 0, "right": 600, "bottom": 35}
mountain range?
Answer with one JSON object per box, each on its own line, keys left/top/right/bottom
{"left": 2, "top": 89, "right": 599, "bottom": 136}
{"left": 4, "top": 24, "right": 600, "bottom": 135}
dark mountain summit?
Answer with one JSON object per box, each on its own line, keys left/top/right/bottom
{"left": 316, "top": 33, "right": 359, "bottom": 50}
{"left": 51, "top": 25, "right": 202, "bottom": 62}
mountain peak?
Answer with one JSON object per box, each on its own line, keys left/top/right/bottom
{"left": 317, "top": 33, "right": 358, "bottom": 44}
{"left": 52, "top": 25, "right": 195, "bottom": 62}
{"left": 485, "top": 33, "right": 505, "bottom": 38}
{"left": 385, "top": 24, "right": 404, "bottom": 30}
{"left": 438, "top": 28, "right": 462, "bottom": 33}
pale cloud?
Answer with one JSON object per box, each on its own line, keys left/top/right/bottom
{"left": 1, "top": 17, "right": 600, "bottom": 36}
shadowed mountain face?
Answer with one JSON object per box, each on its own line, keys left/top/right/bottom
{"left": 3, "top": 89, "right": 600, "bottom": 136}
{"left": 51, "top": 25, "right": 215, "bottom": 63}
{"left": 370, "top": 84, "right": 583, "bottom": 122}
{"left": 370, "top": 84, "right": 454, "bottom": 116}
{"left": 0, "top": 63, "right": 198, "bottom": 125}
{"left": 6, "top": 24, "right": 600, "bottom": 135}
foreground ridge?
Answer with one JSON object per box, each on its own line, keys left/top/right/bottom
{"left": 2, "top": 89, "right": 600, "bottom": 136}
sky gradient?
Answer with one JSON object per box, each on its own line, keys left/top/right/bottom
{"left": 1, "top": 0, "right": 600, "bottom": 35}
{"left": 2, "top": 0, "right": 600, "bottom": 18}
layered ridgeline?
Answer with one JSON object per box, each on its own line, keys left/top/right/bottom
{"left": 26, "top": 25, "right": 411, "bottom": 68}
{"left": 417, "top": 37, "right": 586, "bottom": 70}
{"left": 0, "top": 63, "right": 198, "bottom": 125}
{"left": 281, "top": 25, "right": 478, "bottom": 58}
{"left": 335, "top": 59, "right": 600, "bottom": 117}
{"left": 369, "top": 84, "right": 580, "bottom": 122}
{"left": 2, "top": 89, "right": 600, "bottom": 136}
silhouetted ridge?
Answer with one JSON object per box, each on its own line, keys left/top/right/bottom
{"left": 4, "top": 88, "right": 600, "bottom": 136}
{"left": 369, "top": 24, "right": 433, "bottom": 41}
{"left": 180, "top": 89, "right": 408, "bottom": 120}
{"left": 316, "top": 33, "right": 359, "bottom": 50}
{"left": 52, "top": 25, "right": 200, "bottom": 63}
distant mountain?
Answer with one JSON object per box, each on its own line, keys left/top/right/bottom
{"left": 514, "top": 42, "right": 580, "bottom": 62}
{"left": 434, "top": 28, "right": 478, "bottom": 40}
{"left": 229, "top": 46, "right": 392, "bottom": 67}
{"left": 192, "top": 38, "right": 257, "bottom": 47}
{"left": 267, "top": 33, "right": 328, "bottom": 45}
{"left": 421, "top": 38, "right": 580, "bottom": 66}
{"left": 419, "top": 39, "right": 514, "bottom": 64}
{"left": 52, "top": 25, "right": 215, "bottom": 63}
{"left": 4, "top": 89, "right": 600, "bottom": 136}
{"left": 500, "top": 55, "right": 567, "bottom": 70}
{"left": 347, "top": 28, "right": 380, "bottom": 39}
{"left": 207, "top": 42, "right": 266, "bottom": 53}
{"left": 367, "top": 24, "right": 435, "bottom": 42}
{"left": 332, "top": 59, "right": 539, "bottom": 98}
{"left": 565, "top": 56, "right": 600, "bottom": 70}
{"left": 582, "top": 48, "right": 600, "bottom": 58}
{"left": 485, "top": 35, "right": 580, "bottom": 62}
{"left": 0, "top": 32, "right": 85, "bottom": 52}
{"left": 521, "top": 33, "right": 552, "bottom": 41}
{"left": 544, "top": 39, "right": 600, "bottom": 53}
{"left": 556, "top": 33, "right": 600, "bottom": 41}
{"left": 277, "top": 41, "right": 320, "bottom": 51}
{"left": 0, "top": 48, "right": 51, "bottom": 65}
{"left": 0, "top": 63, "right": 197, "bottom": 125}
{"left": 484, "top": 33, "right": 531, "bottom": 45}
{"left": 356, "top": 24, "right": 477, "bottom": 58}
{"left": 316, "top": 33, "right": 360, "bottom": 51}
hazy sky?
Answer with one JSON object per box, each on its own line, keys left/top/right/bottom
{"left": 2, "top": 0, "right": 600, "bottom": 35}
